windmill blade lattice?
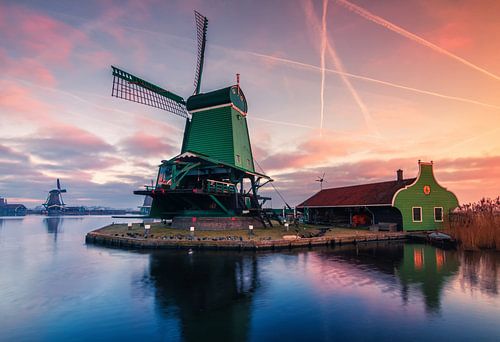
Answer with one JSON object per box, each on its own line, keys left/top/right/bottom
{"left": 193, "top": 11, "right": 208, "bottom": 95}
{"left": 111, "top": 66, "right": 189, "bottom": 118}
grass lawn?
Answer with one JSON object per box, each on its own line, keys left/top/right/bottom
{"left": 96, "top": 221, "right": 375, "bottom": 241}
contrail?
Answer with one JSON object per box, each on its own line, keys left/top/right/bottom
{"left": 46, "top": 8, "right": 499, "bottom": 109}
{"left": 335, "top": 0, "right": 500, "bottom": 81}
{"left": 248, "top": 52, "right": 500, "bottom": 110}
{"left": 441, "top": 126, "right": 500, "bottom": 153}
{"left": 324, "top": 28, "right": 379, "bottom": 134}
{"left": 250, "top": 116, "right": 316, "bottom": 129}
{"left": 319, "top": 0, "right": 328, "bottom": 135}
{"left": 305, "top": 0, "right": 378, "bottom": 135}
{"left": 327, "top": 40, "right": 380, "bottom": 135}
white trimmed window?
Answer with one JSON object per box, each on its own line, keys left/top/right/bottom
{"left": 434, "top": 207, "right": 443, "bottom": 222}
{"left": 412, "top": 207, "right": 422, "bottom": 222}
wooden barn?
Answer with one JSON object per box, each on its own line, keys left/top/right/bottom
{"left": 297, "top": 161, "right": 459, "bottom": 231}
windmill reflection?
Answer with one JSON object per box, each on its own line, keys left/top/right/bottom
{"left": 44, "top": 217, "right": 63, "bottom": 241}
{"left": 148, "top": 251, "right": 259, "bottom": 341}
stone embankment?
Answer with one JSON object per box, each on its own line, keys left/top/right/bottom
{"left": 86, "top": 228, "right": 408, "bottom": 251}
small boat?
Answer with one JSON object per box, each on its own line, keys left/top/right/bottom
{"left": 427, "top": 232, "right": 456, "bottom": 248}
{"left": 428, "top": 232, "right": 453, "bottom": 241}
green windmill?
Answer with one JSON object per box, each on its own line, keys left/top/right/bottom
{"left": 110, "top": 11, "right": 273, "bottom": 228}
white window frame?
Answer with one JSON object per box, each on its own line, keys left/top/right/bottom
{"left": 434, "top": 207, "right": 444, "bottom": 222}
{"left": 412, "top": 207, "right": 423, "bottom": 222}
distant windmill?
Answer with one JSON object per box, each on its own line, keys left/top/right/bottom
{"left": 43, "top": 179, "right": 67, "bottom": 216}
{"left": 316, "top": 173, "right": 327, "bottom": 190}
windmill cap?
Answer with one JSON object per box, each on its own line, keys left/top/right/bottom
{"left": 186, "top": 85, "right": 248, "bottom": 114}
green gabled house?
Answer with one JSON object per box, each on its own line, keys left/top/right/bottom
{"left": 392, "top": 161, "right": 459, "bottom": 231}
{"left": 298, "top": 161, "right": 459, "bottom": 231}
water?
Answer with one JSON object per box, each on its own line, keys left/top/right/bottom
{"left": 1, "top": 216, "right": 499, "bottom": 341}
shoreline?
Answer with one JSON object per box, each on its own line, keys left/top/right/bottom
{"left": 85, "top": 224, "right": 408, "bottom": 251}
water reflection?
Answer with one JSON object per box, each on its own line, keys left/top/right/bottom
{"left": 327, "top": 242, "right": 405, "bottom": 275}
{"left": 459, "top": 251, "right": 500, "bottom": 296}
{"left": 318, "top": 243, "right": 463, "bottom": 313}
{"left": 147, "top": 251, "right": 259, "bottom": 341}
{"left": 144, "top": 243, "right": 500, "bottom": 341}
{"left": 144, "top": 243, "right": 470, "bottom": 341}
{"left": 396, "top": 244, "right": 459, "bottom": 313}
{"left": 44, "top": 217, "right": 63, "bottom": 241}
{"left": 1, "top": 216, "right": 500, "bottom": 340}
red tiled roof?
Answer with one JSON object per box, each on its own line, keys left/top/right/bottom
{"left": 297, "top": 178, "right": 416, "bottom": 208}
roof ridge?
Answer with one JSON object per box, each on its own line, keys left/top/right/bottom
{"left": 320, "top": 177, "right": 416, "bottom": 192}
{"left": 298, "top": 177, "right": 418, "bottom": 208}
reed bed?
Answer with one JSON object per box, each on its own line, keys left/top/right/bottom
{"left": 447, "top": 197, "right": 500, "bottom": 250}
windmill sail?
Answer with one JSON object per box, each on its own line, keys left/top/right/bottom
{"left": 111, "top": 66, "right": 189, "bottom": 118}
{"left": 57, "top": 178, "right": 67, "bottom": 193}
{"left": 193, "top": 11, "right": 208, "bottom": 95}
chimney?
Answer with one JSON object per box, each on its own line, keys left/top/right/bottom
{"left": 396, "top": 169, "right": 403, "bottom": 182}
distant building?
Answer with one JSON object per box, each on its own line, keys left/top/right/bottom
{"left": 298, "top": 161, "right": 459, "bottom": 231}
{"left": 0, "top": 197, "right": 27, "bottom": 216}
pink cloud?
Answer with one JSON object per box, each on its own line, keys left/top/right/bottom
{"left": 132, "top": 115, "right": 182, "bottom": 138}
{"left": 79, "top": 50, "right": 118, "bottom": 69}
{"left": 119, "top": 131, "right": 177, "bottom": 158}
{"left": 37, "top": 124, "right": 114, "bottom": 151}
{"left": 0, "top": 80, "right": 54, "bottom": 123}
{"left": 0, "top": 50, "right": 56, "bottom": 86}
{"left": 1, "top": 124, "right": 121, "bottom": 178}
{"left": 261, "top": 133, "right": 364, "bottom": 171}
{"left": 91, "top": 0, "right": 157, "bottom": 64}
{"left": 432, "top": 22, "right": 472, "bottom": 51}
{"left": 0, "top": 3, "right": 88, "bottom": 65}
{"left": 421, "top": 1, "right": 500, "bottom": 53}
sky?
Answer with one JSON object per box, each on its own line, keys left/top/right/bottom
{"left": 1, "top": 0, "right": 499, "bottom": 209}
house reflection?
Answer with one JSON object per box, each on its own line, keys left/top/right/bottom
{"left": 145, "top": 242, "right": 499, "bottom": 336}
{"left": 328, "top": 242, "right": 405, "bottom": 275}
{"left": 316, "top": 242, "right": 460, "bottom": 314}
{"left": 147, "top": 250, "right": 259, "bottom": 342}
{"left": 44, "top": 217, "right": 63, "bottom": 241}
{"left": 396, "top": 244, "right": 459, "bottom": 313}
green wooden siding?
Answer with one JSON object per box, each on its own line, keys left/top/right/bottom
{"left": 232, "top": 111, "right": 254, "bottom": 172}
{"left": 182, "top": 106, "right": 254, "bottom": 172}
{"left": 393, "top": 163, "right": 458, "bottom": 231}
{"left": 183, "top": 106, "right": 234, "bottom": 165}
